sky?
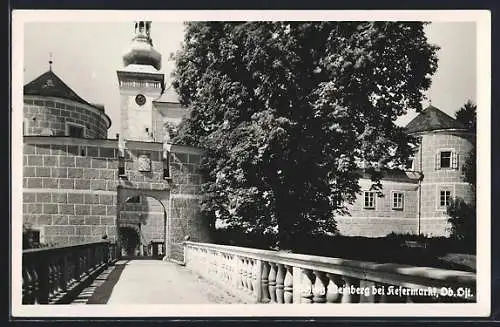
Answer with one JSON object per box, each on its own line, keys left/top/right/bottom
{"left": 23, "top": 21, "right": 477, "bottom": 137}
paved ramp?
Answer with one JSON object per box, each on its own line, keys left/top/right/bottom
{"left": 79, "top": 259, "right": 244, "bottom": 304}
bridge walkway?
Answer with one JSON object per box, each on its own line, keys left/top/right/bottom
{"left": 71, "top": 259, "right": 244, "bottom": 304}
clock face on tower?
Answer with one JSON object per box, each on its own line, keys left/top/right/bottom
{"left": 135, "top": 94, "right": 146, "bottom": 106}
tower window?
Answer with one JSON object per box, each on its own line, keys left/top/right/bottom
{"left": 436, "top": 149, "right": 458, "bottom": 169}
{"left": 163, "top": 153, "right": 170, "bottom": 180}
{"left": 439, "top": 190, "right": 452, "bottom": 209}
{"left": 65, "top": 122, "right": 86, "bottom": 138}
{"left": 118, "top": 157, "right": 125, "bottom": 176}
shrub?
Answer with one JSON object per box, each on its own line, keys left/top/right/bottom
{"left": 447, "top": 197, "right": 476, "bottom": 252}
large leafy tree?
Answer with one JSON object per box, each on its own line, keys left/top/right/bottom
{"left": 172, "top": 22, "right": 438, "bottom": 249}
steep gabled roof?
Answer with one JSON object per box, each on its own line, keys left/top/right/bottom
{"left": 24, "top": 70, "right": 93, "bottom": 108}
{"left": 405, "top": 105, "right": 466, "bottom": 134}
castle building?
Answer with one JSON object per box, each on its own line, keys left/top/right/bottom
{"left": 335, "top": 105, "right": 475, "bottom": 237}
{"left": 22, "top": 21, "right": 475, "bottom": 255}
{"left": 22, "top": 21, "right": 209, "bottom": 260}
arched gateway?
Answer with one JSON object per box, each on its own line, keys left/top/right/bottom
{"left": 116, "top": 181, "right": 170, "bottom": 259}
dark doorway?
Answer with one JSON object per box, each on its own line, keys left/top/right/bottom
{"left": 119, "top": 226, "right": 140, "bottom": 257}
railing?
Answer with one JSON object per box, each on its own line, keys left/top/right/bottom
{"left": 184, "top": 241, "right": 476, "bottom": 304}
{"left": 22, "top": 241, "right": 118, "bottom": 304}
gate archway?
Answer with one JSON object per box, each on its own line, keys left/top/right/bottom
{"left": 116, "top": 184, "right": 170, "bottom": 259}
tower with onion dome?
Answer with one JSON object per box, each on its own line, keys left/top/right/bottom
{"left": 117, "top": 21, "right": 165, "bottom": 145}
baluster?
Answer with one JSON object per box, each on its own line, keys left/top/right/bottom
{"left": 260, "top": 262, "right": 270, "bottom": 303}
{"left": 47, "top": 260, "right": 54, "bottom": 300}
{"left": 268, "top": 263, "right": 277, "bottom": 303}
{"left": 283, "top": 265, "right": 293, "bottom": 304}
{"left": 227, "top": 254, "right": 232, "bottom": 282}
{"left": 325, "top": 273, "right": 342, "bottom": 303}
{"left": 276, "top": 264, "right": 285, "bottom": 303}
{"left": 60, "top": 254, "right": 68, "bottom": 293}
{"left": 246, "top": 259, "right": 253, "bottom": 293}
{"left": 300, "top": 269, "right": 313, "bottom": 303}
{"left": 252, "top": 259, "right": 262, "bottom": 302}
{"left": 220, "top": 253, "right": 226, "bottom": 281}
{"left": 31, "top": 265, "right": 40, "bottom": 304}
{"left": 226, "top": 254, "right": 231, "bottom": 282}
{"left": 341, "top": 277, "right": 360, "bottom": 303}
{"left": 53, "top": 259, "right": 62, "bottom": 297}
{"left": 240, "top": 258, "right": 246, "bottom": 291}
{"left": 239, "top": 258, "right": 246, "bottom": 290}
{"left": 38, "top": 258, "right": 49, "bottom": 303}
{"left": 78, "top": 253, "right": 83, "bottom": 279}
{"left": 74, "top": 252, "right": 81, "bottom": 282}
{"left": 312, "top": 271, "right": 327, "bottom": 303}
{"left": 22, "top": 265, "right": 33, "bottom": 304}
{"left": 359, "top": 280, "right": 376, "bottom": 303}
{"left": 375, "top": 283, "right": 387, "bottom": 303}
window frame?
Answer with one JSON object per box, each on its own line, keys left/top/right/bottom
{"left": 437, "top": 187, "right": 454, "bottom": 211}
{"left": 440, "top": 151, "right": 452, "bottom": 168}
{"left": 363, "top": 191, "right": 376, "bottom": 209}
{"left": 65, "top": 121, "right": 86, "bottom": 138}
{"left": 391, "top": 191, "right": 405, "bottom": 210}
{"left": 436, "top": 148, "right": 458, "bottom": 170}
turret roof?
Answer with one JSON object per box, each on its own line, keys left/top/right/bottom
{"left": 405, "top": 105, "right": 467, "bottom": 133}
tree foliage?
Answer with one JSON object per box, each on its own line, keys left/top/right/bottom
{"left": 455, "top": 99, "right": 476, "bottom": 188}
{"left": 455, "top": 99, "right": 477, "bottom": 133}
{"left": 447, "top": 100, "right": 476, "bottom": 247}
{"left": 172, "top": 22, "right": 439, "bottom": 249}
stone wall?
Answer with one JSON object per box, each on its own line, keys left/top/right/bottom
{"left": 24, "top": 95, "right": 110, "bottom": 139}
{"left": 336, "top": 179, "right": 419, "bottom": 237}
{"left": 412, "top": 131, "right": 475, "bottom": 236}
{"left": 166, "top": 144, "right": 209, "bottom": 261}
{"left": 22, "top": 137, "right": 211, "bottom": 259}
{"left": 22, "top": 138, "right": 165, "bottom": 246}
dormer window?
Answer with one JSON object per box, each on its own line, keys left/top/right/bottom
{"left": 65, "top": 122, "right": 86, "bottom": 138}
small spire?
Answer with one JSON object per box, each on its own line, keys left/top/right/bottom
{"left": 48, "top": 52, "right": 53, "bottom": 71}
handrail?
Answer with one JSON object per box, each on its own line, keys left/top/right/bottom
{"left": 22, "top": 241, "right": 119, "bottom": 304}
{"left": 183, "top": 241, "right": 476, "bottom": 304}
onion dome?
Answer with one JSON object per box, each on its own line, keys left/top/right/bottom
{"left": 122, "top": 21, "right": 162, "bottom": 71}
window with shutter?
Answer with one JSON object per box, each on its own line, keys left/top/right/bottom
{"left": 451, "top": 152, "right": 458, "bottom": 169}
{"left": 436, "top": 149, "right": 457, "bottom": 169}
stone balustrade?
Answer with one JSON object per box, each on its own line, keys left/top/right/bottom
{"left": 183, "top": 241, "right": 476, "bottom": 304}
{"left": 22, "top": 241, "right": 118, "bottom": 304}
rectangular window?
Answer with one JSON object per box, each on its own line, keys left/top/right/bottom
{"left": 127, "top": 196, "right": 140, "bottom": 203}
{"left": 405, "top": 157, "right": 415, "bottom": 171}
{"left": 439, "top": 190, "right": 452, "bottom": 208}
{"left": 163, "top": 152, "right": 170, "bottom": 179}
{"left": 66, "top": 122, "right": 85, "bottom": 138}
{"left": 436, "top": 150, "right": 458, "bottom": 169}
{"left": 392, "top": 192, "right": 404, "bottom": 210}
{"left": 363, "top": 191, "right": 375, "bottom": 209}
{"left": 118, "top": 156, "right": 125, "bottom": 176}
{"left": 440, "top": 151, "right": 452, "bottom": 168}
